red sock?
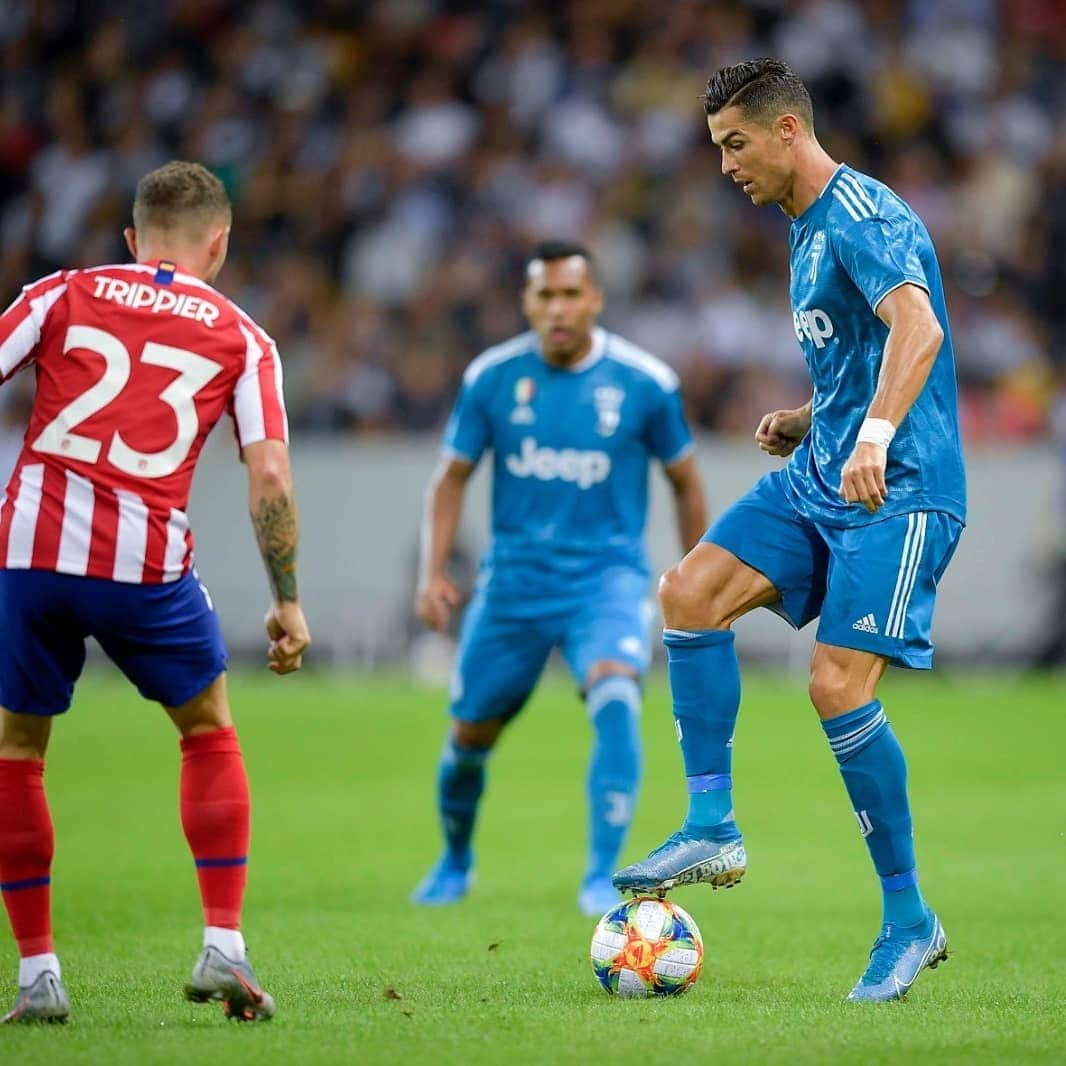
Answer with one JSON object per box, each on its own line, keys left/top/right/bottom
{"left": 179, "top": 726, "right": 250, "bottom": 929}
{"left": 0, "top": 759, "right": 55, "bottom": 957}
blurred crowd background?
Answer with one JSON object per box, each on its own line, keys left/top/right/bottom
{"left": 1, "top": 0, "right": 1064, "bottom": 443}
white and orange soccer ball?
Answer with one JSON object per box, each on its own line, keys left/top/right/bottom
{"left": 590, "top": 896, "right": 704, "bottom": 997}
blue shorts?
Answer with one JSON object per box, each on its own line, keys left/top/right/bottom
{"left": 705, "top": 472, "right": 963, "bottom": 669}
{"left": 449, "top": 566, "right": 652, "bottom": 722}
{"left": 0, "top": 569, "right": 228, "bottom": 716}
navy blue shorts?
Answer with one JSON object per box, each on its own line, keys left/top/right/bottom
{"left": 705, "top": 471, "right": 963, "bottom": 669}
{"left": 0, "top": 569, "right": 228, "bottom": 716}
{"left": 449, "top": 566, "right": 653, "bottom": 723}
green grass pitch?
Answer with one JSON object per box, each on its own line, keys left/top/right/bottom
{"left": 2, "top": 668, "right": 1063, "bottom": 1064}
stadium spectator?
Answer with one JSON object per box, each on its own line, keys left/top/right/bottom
{"left": 0, "top": 1, "right": 1061, "bottom": 438}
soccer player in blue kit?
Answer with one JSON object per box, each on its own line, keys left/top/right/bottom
{"left": 412, "top": 241, "right": 707, "bottom": 916}
{"left": 613, "top": 60, "right": 966, "bottom": 1001}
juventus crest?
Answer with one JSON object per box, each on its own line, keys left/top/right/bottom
{"left": 593, "top": 386, "right": 624, "bottom": 437}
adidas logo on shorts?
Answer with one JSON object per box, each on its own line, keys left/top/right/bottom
{"left": 851, "top": 613, "right": 879, "bottom": 634}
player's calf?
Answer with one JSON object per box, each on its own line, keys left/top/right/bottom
{"left": 178, "top": 725, "right": 250, "bottom": 930}
{"left": 584, "top": 673, "right": 642, "bottom": 905}
{"left": 0, "top": 756, "right": 62, "bottom": 1024}
{"left": 424, "top": 730, "right": 494, "bottom": 896}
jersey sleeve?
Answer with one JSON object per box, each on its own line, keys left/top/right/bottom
{"left": 644, "top": 385, "right": 694, "bottom": 466}
{"left": 0, "top": 271, "right": 69, "bottom": 383}
{"left": 441, "top": 373, "right": 492, "bottom": 464}
{"left": 832, "top": 213, "right": 929, "bottom": 314}
{"left": 229, "top": 320, "right": 289, "bottom": 447}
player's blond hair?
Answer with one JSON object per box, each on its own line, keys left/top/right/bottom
{"left": 132, "top": 161, "right": 231, "bottom": 235}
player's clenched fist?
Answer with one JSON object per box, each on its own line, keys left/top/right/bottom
{"left": 264, "top": 602, "right": 311, "bottom": 674}
{"left": 417, "top": 573, "right": 463, "bottom": 632}
{"left": 755, "top": 406, "right": 811, "bottom": 457}
{"left": 839, "top": 442, "right": 888, "bottom": 513}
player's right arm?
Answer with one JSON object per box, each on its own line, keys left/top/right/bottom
{"left": 755, "top": 399, "right": 812, "bottom": 457}
{"left": 416, "top": 456, "right": 475, "bottom": 632}
{"left": 417, "top": 356, "right": 494, "bottom": 631}
{"left": 244, "top": 438, "right": 311, "bottom": 674}
{"left": 0, "top": 271, "right": 69, "bottom": 384}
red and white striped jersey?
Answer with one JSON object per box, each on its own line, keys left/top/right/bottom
{"left": 0, "top": 260, "right": 288, "bottom": 583}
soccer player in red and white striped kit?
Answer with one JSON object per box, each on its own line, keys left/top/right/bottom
{"left": 0, "top": 161, "right": 311, "bottom": 1023}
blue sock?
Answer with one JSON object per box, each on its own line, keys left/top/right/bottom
{"left": 585, "top": 676, "right": 642, "bottom": 881}
{"left": 821, "top": 701, "right": 928, "bottom": 929}
{"left": 437, "top": 737, "right": 490, "bottom": 869}
{"left": 663, "top": 628, "right": 742, "bottom": 843}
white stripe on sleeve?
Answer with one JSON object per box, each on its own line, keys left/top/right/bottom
{"left": 233, "top": 323, "right": 266, "bottom": 444}
{"left": 831, "top": 187, "right": 863, "bottom": 222}
{"left": 841, "top": 173, "right": 878, "bottom": 215}
{"left": 0, "top": 285, "right": 66, "bottom": 377}
{"left": 0, "top": 312, "right": 39, "bottom": 377}
{"left": 269, "top": 337, "right": 288, "bottom": 442}
{"left": 834, "top": 182, "right": 871, "bottom": 220}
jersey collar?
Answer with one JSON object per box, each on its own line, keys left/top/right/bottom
{"left": 542, "top": 326, "right": 605, "bottom": 373}
{"left": 793, "top": 163, "right": 846, "bottom": 227}
{"left": 143, "top": 257, "right": 188, "bottom": 272}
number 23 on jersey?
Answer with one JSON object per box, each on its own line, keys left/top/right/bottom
{"left": 32, "top": 324, "right": 223, "bottom": 480}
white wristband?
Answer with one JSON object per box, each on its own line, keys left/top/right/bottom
{"left": 856, "top": 417, "right": 896, "bottom": 450}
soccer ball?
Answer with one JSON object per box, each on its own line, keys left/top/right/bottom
{"left": 590, "top": 896, "right": 704, "bottom": 997}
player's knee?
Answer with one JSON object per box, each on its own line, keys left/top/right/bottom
{"left": 809, "top": 644, "right": 886, "bottom": 718}
{"left": 586, "top": 671, "right": 641, "bottom": 714}
{"left": 584, "top": 661, "right": 639, "bottom": 690}
{"left": 587, "top": 675, "right": 642, "bottom": 772}
{"left": 165, "top": 674, "right": 233, "bottom": 738}
{"left": 659, "top": 565, "right": 726, "bottom": 629}
{"left": 452, "top": 717, "right": 504, "bottom": 750}
{"left": 659, "top": 565, "right": 696, "bottom": 619}
{"left": 0, "top": 710, "right": 51, "bottom": 760}
{"left": 808, "top": 661, "right": 855, "bottom": 717}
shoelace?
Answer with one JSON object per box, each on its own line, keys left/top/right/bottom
{"left": 648, "top": 830, "right": 697, "bottom": 858}
{"left": 862, "top": 927, "right": 908, "bottom": 983}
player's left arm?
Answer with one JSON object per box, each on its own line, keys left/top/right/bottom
{"left": 839, "top": 283, "right": 944, "bottom": 513}
{"left": 230, "top": 318, "right": 310, "bottom": 673}
{"left": 646, "top": 377, "right": 707, "bottom": 550}
{"left": 663, "top": 453, "right": 709, "bottom": 553}
{"left": 245, "top": 438, "right": 311, "bottom": 675}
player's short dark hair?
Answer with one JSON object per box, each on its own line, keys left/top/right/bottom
{"left": 132, "top": 161, "right": 231, "bottom": 233}
{"left": 701, "top": 58, "right": 814, "bottom": 130}
{"left": 527, "top": 240, "right": 598, "bottom": 283}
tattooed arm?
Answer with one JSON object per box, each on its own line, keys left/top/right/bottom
{"left": 244, "top": 439, "right": 311, "bottom": 674}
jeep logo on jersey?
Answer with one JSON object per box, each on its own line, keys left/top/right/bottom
{"left": 505, "top": 437, "right": 610, "bottom": 489}
{"left": 793, "top": 308, "right": 835, "bottom": 349}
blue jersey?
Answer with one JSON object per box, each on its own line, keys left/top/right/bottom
{"left": 786, "top": 165, "right": 967, "bottom": 527}
{"left": 442, "top": 327, "right": 692, "bottom": 612}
